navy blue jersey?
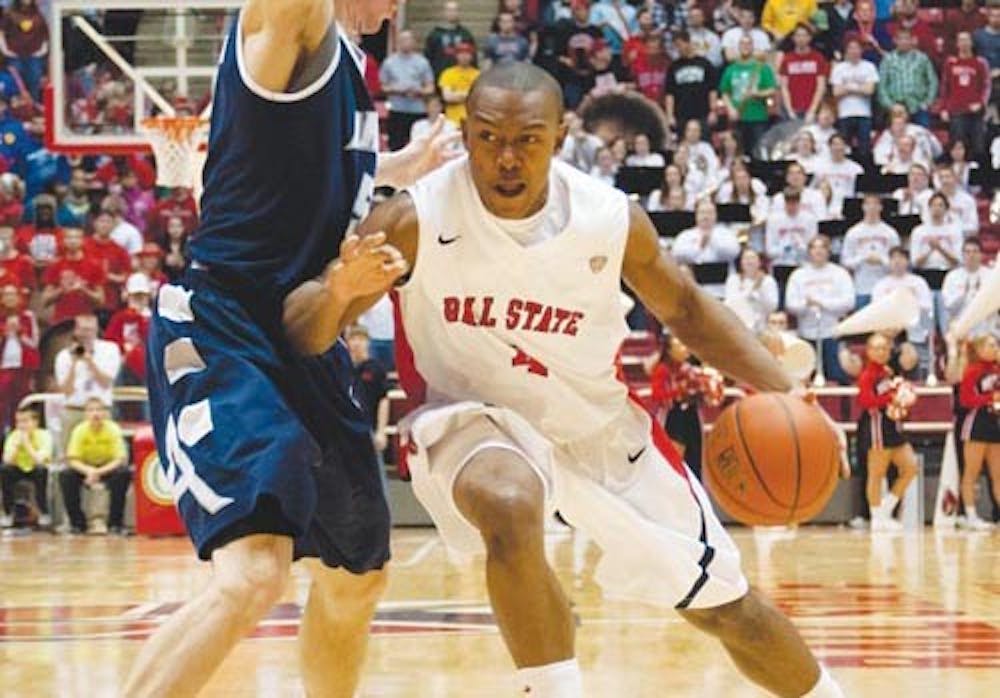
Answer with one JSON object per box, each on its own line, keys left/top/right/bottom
{"left": 190, "top": 16, "right": 378, "bottom": 300}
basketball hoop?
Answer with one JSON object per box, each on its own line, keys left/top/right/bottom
{"left": 141, "top": 115, "right": 209, "bottom": 189}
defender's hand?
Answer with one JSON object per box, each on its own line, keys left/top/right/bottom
{"left": 382, "top": 117, "right": 463, "bottom": 190}
{"left": 326, "top": 233, "right": 408, "bottom": 301}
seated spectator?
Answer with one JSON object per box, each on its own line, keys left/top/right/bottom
{"left": 346, "top": 324, "right": 390, "bottom": 458}
{"left": 590, "top": 146, "right": 618, "bottom": 187}
{"left": 724, "top": 247, "right": 779, "bottom": 331}
{"left": 720, "top": 35, "right": 778, "bottom": 155}
{"left": 588, "top": 38, "right": 631, "bottom": 96}
{"left": 59, "top": 398, "right": 131, "bottom": 536}
{"left": 789, "top": 129, "right": 821, "bottom": 174}
{"left": 120, "top": 168, "right": 155, "bottom": 233}
{"left": 715, "top": 129, "right": 748, "bottom": 176}
{"left": 411, "top": 94, "right": 460, "bottom": 144}
{"left": 559, "top": 111, "right": 604, "bottom": 172}
{"left": 609, "top": 137, "right": 628, "bottom": 165}
{"left": 625, "top": 133, "right": 665, "bottom": 167}
{"left": 678, "top": 119, "right": 721, "bottom": 181}
{"left": 0, "top": 96, "right": 30, "bottom": 176}
{"left": 629, "top": 34, "right": 670, "bottom": 103}
{"left": 872, "top": 103, "right": 942, "bottom": 163}
{"left": 892, "top": 163, "right": 932, "bottom": 216}
{"left": 766, "top": 188, "right": 818, "bottom": 266}
{"left": 812, "top": 133, "right": 863, "bottom": 200}
{"left": 23, "top": 144, "right": 70, "bottom": 203}
{"left": 101, "top": 195, "right": 143, "bottom": 256}
{"left": 762, "top": 0, "right": 818, "bottom": 42}
{"left": 877, "top": 28, "right": 938, "bottom": 127}
{"left": 909, "top": 194, "right": 963, "bottom": 272}
{"left": 379, "top": 30, "right": 435, "bottom": 151}
{"left": 136, "top": 242, "right": 168, "bottom": 294}
{"left": 0, "top": 283, "right": 36, "bottom": 428}
{"left": 1, "top": 407, "right": 52, "bottom": 528}
{"left": 16, "top": 193, "right": 62, "bottom": 266}
{"left": 844, "top": 0, "right": 893, "bottom": 65}
{"left": 85, "top": 210, "right": 131, "bottom": 312}
{"left": 881, "top": 134, "right": 929, "bottom": 175}
{"left": 671, "top": 199, "right": 740, "bottom": 295}
{"left": 714, "top": 162, "right": 769, "bottom": 225}
{"left": 54, "top": 313, "right": 122, "bottom": 448}
{"left": 779, "top": 24, "right": 830, "bottom": 121}
{"left": 104, "top": 273, "right": 151, "bottom": 385}
{"left": 0, "top": 0, "right": 48, "bottom": 101}
{"left": 0, "top": 225, "right": 35, "bottom": 291}
{"left": 814, "top": 178, "right": 845, "bottom": 220}
{"left": 930, "top": 164, "right": 979, "bottom": 237}
{"left": 714, "top": 0, "right": 742, "bottom": 34}
{"left": 486, "top": 11, "right": 531, "bottom": 66}
{"left": 721, "top": 5, "right": 772, "bottom": 63}
{"left": 648, "top": 162, "right": 691, "bottom": 210}
{"left": 831, "top": 38, "right": 880, "bottom": 160}
{"left": 870, "top": 247, "right": 934, "bottom": 373}
{"left": 56, "top": 168, "right": 92, "bottom": 228}
{"left": 665, "top": 30, "right": 719, "bottom": 135}
{"left": 943, "top": 139, "right": 979, "bottom": 193}
{"left": 770, "top": 162, "right": 826, "bottom": 219}
{"left": 887, "top": 0, "right": 941, "bottom": 65}
{"left": 942, "top": 237, "right": 989, "bottom": 332}
{"left": 687, "top": 6, "right": 724, "bottom": 67}
{"left": 147, "top": 187, "right": 199, "bottom": 245}
{"left": 438, "top": 43, "right": 480, "bottom": 126}
{"left": 673, "top": 144, "right": 717, "bottom": 205}
{"left": 649, "top": 185, "right": 691, "bottom": 212}
{"left": 41, "top": 228, "right": 105, "bottom": 326}
{"left": 424, "top": 0, "right": 477, "bottom": 77}
{"left": 161, "top": 217, "right": 189, "bottom": 282}
{"left": 0, "top": 172, "right": 24, "bottom": 226}
{"left": 784, "top": 235, "right": 856, "bottom": 383}
{"left": 841, "top": 193, "right": 900, "bottom": 305}
{"left": 801, "top": 102, "right": 839, "bottom": 158}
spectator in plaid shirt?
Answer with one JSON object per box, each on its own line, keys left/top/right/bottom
{"left": 877, "top": 28, "right": 937, "bottom": 127}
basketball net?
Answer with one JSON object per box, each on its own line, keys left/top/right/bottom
{"left": 141, "top": 115, "right": 209, "bottom": 190}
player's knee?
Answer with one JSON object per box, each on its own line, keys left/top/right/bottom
{"left": 680, "top": 590, "right": 767, "bottom": 644}
{"left": 213, "top": 545, "right": 291, "bottom": 621}
{"left": 312, "top": 566, "right": 388, "bottom": 612}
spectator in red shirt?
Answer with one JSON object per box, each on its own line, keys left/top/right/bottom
{"left": 135, "top": 242, "right": 168, "bottom": 294}
{"left": 0, "top": 174, "right": 24, "bottom": 225}
{"left": 15, "top": 194, "right": 62, "bottom": 267}
{"left": 939, "top": 32, "right": 992, "bottom": 159}
{"left": 0, "top": 283, "right": 37, "bottom": 428}
{"left": 0, "top": 225, "right": 35, "bottom": 291}
{"left": 146, "top": 187, "right": 198, "bottom": 245}
{"left": 40, "top": 228, "right": 105, "bottom": 326}
{"left": 0, "top": 0, "right": 48, "bottom": 101}
{"left": 944, "top": 0, "right": 986, "bottom": 56}
{"left": 104, "top": 272, "right": 151, "bottom": 384}
{"left": 84, "top": 210, "right": 131, "bottom": 312}
{"left": 779, "top": 24, "right": 830, "bottom": 122}
{"left": 630, "top": 32, "right": 670, "bottom": 104}
{"left": 888, "top": 0, "right": 941, "bottom": 65}
{"left": 622, "top": 8, "right": 659, "bottom": 67}
{"left": 94, "top": 154, "right": 156, "bottom": 190}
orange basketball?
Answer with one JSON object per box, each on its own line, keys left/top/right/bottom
{"left": 704, "top": 393, "right": 840, "bottom": 526}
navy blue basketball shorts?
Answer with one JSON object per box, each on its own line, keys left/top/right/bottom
{"left": 146, "top": 270, "right": 390, "bottom": 573}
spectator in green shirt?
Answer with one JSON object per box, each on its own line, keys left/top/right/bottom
{"left": 58, "top": 397, "right": 131, "bottom": 535}
{"left": 719, "top": 34, "right": 777, "bottom": 156}
{"left": 1, "top": 407, "right": 52, "bottom": 528}
{"left": 877, "top": 28, "right": 938, "bottom": 128}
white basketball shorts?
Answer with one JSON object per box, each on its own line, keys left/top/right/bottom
{"left": 402, "top": 400, "right": 749, "bottom": 610}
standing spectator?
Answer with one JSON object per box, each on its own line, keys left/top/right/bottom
{"left": 486, "top": 12, "right": 532, "bottom": 66}
{"left": 721, "top": 5, "right": 772, "bottom": 63}
{"left": 554, "top": 1, "right": 604, "bottom": 108}
{"left": 844, "top": 0, "right": 893, "bottom": 65}
{"left": 762, "top": 0, "right": 818, "bottom": 41}
{"left": 379, "top": 31, "right": 435, "bottom": 151}
{"left": 0, "top": 0, "right": 48, "bottom": 101}
{"left": 0, "top": 226, "right": 36, "bottom": 291}
{"left": 102, "top": 196, "right": 144, "bottom": 256}
{"left": 104, "top": 273, "right": 152, "bottom": 385}
{"left": 559, "top": 112, "right": 604, "bottom": 172}
{"left": 841, "top": 193, "right": 900, "bottom": 305}
{"left": 120, "top": 168, "right": 155, "bottom": 234}
{"left": 945, "top": 0, "right": 987, "bottom": 56}
{"left": 16, "top": 194, "right": 62, "bottom": 267}
{"left": 779, "top": 25, "right": 830, "bottom": 121}
{"left": 872, "top": 104, "right": 943, "bottom": 165}
{"left": 910, "top": 193, "right": 963, "bottom": 271}
{"left": 942, "top": 238, "right": 989, "bottom": 333}
{"left": 784, "top": 235, "right": 855, "bottom": 383}
{"left": 687, "top": 6, "right": 723, "bottom": 67}
{"left": 812, "top": 133, "right": 864, "bottom": 200}
{"left": 827, "top": 0, "right": 857, "bottom": 52}
{"left": 588, "top": 38, "right": 631, "bottom": 96}
{"left": 411, "top": 94, "right": 457, "bottom": 144}
{"left": 438, "top": 43, "right": 480, "bottom": 126}
{"left": 871, "top": 247, "right": 934, "bottom": 371}
{"left": 53, "top": 313, "right": 121, "bottom": 447}
{"left": 877, "top": 28, "right": 938, "bottom": 127}
{"left": 887, "top": 0, "right": 941, "bottom": 64}
{"left": 425, "top": 1, "right": 477, "bottom": 76}
{"left": 724, "top": 247, "right": 780, "bottom": 332}
{"left": 346, "top": 325, "right": 390, "bottom": 459}
{"left": 719, "top": 35, "right": 778, "bottom": 155}
{"left": 931, "top": 165, "right": 979, "bottom": 238}
{"left": 56, "top": 168, "right": 92, "bottom": 228}
{"left": 630, "top": 33, "right": 670, "bottom": 103}
{"left": 85, "top": 210, "right": 131, "bottom": 314}
{"left": 161, "top": 215, "right": 188, "bottom": 282}
{"left": 830, "top": 37, "right": 879, "bottom": 159}
{"left": 665, "top": 30, "right": 719, "bottom": 134}
{"left": 23, "top": 146, "right": 70, "bottom": 203}
{"left": 59, "top": 398, "right": 131, "bottom": 536}
{"left": 946, "top": 139, "right": 979, "bottom": 192}
{"left": 765, "top": 188, "right": 818, "bottom": 266}
{"left": 892, "top": 163, "right": 932, "bottom": 217}
{"left": 672, "top": 200, "right": 741, "bottom": 292}
{"left": 939, "top": 32, "right": 991, "bottom": 159}
{"left": 589, "top": 147, "right": 618, "bottom": 187}
{"left": 0, "top": 284, "right": 37, "bottom": 429}
{"left": 146, "top": 187, "right": 198, "bottom": 245}
{"left": 625, "top": 133, "right": 666, "bottom": 167}
{"left": 135, "top": 242, "right": 168, "bottom": 295}
{"left": 622, "top": 8, "right": 660, "bottom": 67}
{"left": 41, "top": 228, "right": 105, "bottom": 326}
{"left": 770, "top": 161, "right": 826, "bottom": 219}
{"left": 589, "top": 0, "right": 638, "bottom": 56}
{"left": 972, "top": 2, "right": 1000, "bottom": 86}
{"left": 0, "top": 407, "right": 52, "bottom": 528}
{"left": 0, "top": 96, "right": 30, "bottom": 175}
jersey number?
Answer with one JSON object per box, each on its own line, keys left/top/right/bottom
{"left": 511, "top": 346, "right": 549, "bottom": 377}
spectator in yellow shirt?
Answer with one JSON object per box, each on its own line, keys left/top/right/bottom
{"left": 1, "top": 407, "right": 53, "bottom": 528}
{"left": 762, "top": 0, "right": 818, "bottom": 40}
{"left": 59, "top": 398, "right": 131, "bottom": 535}
{"left": 438, "top": 42, "right": 480, "bottom": 125}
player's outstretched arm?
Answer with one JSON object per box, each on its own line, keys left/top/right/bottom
{"left": 281, "top": 194, "right": 418, "bottom": 355}
{"left": 622, "top": 202, "right": 793, "bottom": 393}
{"left": 241, "top": 0, "right": 333, "bottom": 93}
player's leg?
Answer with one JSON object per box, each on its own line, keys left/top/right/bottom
{"left": 123, "top": 533, "right": 293, "bottom": 698}
{"left": 453, "top": 448, "right": 576, "bottom": 669}
{"left": 298, "top": 562, "right": 388, "bottom": 698}
{"left": 679, "top": 589, "right": 840, "bottom": 698}
{"left": 961, "top": 440, "right": 988, "bottom": 522}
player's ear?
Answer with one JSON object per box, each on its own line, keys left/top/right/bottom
{"left": 553, "top": 118, "right": 568, "bottom": 155}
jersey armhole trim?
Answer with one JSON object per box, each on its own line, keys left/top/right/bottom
{"left": 235, "top": 14, "right": 342, "bottom": 103}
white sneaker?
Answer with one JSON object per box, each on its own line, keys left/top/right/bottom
{"left": 88, "top": 519, "right": 108, "bottom": 535}
{"left": 959, "top": 516, "right": 993, "bottom": 532}
{"left": 37, "top": 514, "right": 51, "bottom": 528}
{"left": 871, "top": 515, "right": 903, "bottom": 532}
{"left": 0, "top": 514, "right": 12, "bottom": 528}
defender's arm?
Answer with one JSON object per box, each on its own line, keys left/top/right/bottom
{"left": 241, "top": 0, "right": 333, "bottom": 93}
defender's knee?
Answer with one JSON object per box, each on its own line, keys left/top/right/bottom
{"left": 311, "top": 565, "right": 388, "bottom": 614}
{"left": 212, "top": 540, "right": 291, "bottom": 623}
{"left": 680, "top": 590, "right": 766, "bottom": 644}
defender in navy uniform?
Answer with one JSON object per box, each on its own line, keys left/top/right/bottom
{"left": 126, "top": 1, "right": 458, "bottom": 695}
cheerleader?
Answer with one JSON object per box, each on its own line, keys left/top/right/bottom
{"left": 649, "top": 334, "right": 724, "bottom": 479}
{"left": 958, "top": 335, "right": 1000, "bottom": 530}
{"left": 857, "top": 333, "right": 920, "bottom": 531}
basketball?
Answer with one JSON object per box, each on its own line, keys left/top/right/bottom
{"left": 704, "top": 393, "right": 840, "bottom": 526}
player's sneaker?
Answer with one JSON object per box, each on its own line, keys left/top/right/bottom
{"left": 871, "top": 513, "right": 903, "bottom": 532}
{"left": 0, "top": 514, "right": 12, "bottom": 528}
{"left": 958, "top": 515, "right": 993, "bottom": 532}
{"left": 36, "top": 514, "right": 52, "bottom": 528}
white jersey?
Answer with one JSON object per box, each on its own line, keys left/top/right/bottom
{"left": 398, "top": 157, "right": 631, "bottom": 445}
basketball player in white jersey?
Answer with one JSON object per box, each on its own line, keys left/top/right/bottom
{"left": 289, "top": 64, "right": 846, "bottom": 697}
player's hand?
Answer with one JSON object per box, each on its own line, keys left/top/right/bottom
{"left": 327, "top": 233, "right": 408, "bottom": 301}
{"left": 394, "top": 116, "right": 463, "bottom": 188}
{"left": 790, "top": 387, "right": 851, "bottom": 479}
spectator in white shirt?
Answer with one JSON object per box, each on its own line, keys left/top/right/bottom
{"left": 785, "top": 235, "right": 856, "bottom": 383}
{"left": 673, "top": 143, "right": 716, "bottom": 204}
{"left": 624, "top": 133, "right": 666, "bottom": 167}
{"left": 814, "top": 178, "right": 845, "bottom": 221}
{"left": 871, "top": 247, "right": 935, "bottom": 373}
{"left": 930, "top": 165, "right": 979, "bottom": 237}
{"left": 721, "top": 6, "right": 771, "bottom": 62}
{"left": 590, "top": 147, "right": 619, "bottom": 187}
{"left": 789, "top": 130, "right": 821, "bottom": 175}
{"left": 812, "top": 133, "right": 864, "bottom": 201}
{"left": 802, "top": 104, "right": 839, "bottom": 159}
{"left": 841, "top": 194, "right": 900, "bottom": 304}
{"left": 647, "top": 164, "right": 693, "bottom": 211}
{"left": 873, "top": 104, "right": 942, "bottom": 167}
{"left": 942, "top": 237, "right": 990, "bottom": 332}
{"left": 687, "top": 6, "right": 724, "bottom": 67}
{"left": 766, "top": 189, "right": 818, "bottom": 266}
{"left": 714, "top": 162, "right": 769, "bottom": 225}
{"left": 102, "top": 196, "right": 143, "bottom": 255}
{"left": 559, "top": 112, "right": 605, "bottom": 172}
{"left": 829, "top": 37, "right": 879, "bottom": 159}
{"left": 892, "top": 163, "right": 932, "bottom": 217}
{"left": 770, "top": 162, "right": 826, "bottom": 220}
{"left": 881, "top": 135, "right": 930, "bottom": 175}
{"left": 411, "top": 94, "right": 461, "bottom": 144}
{"left": 679, "top": 120, "right": 721, "bottom": 184}
{"left": 724, "top": 247, "right": 779, "bottom": 331}
{"left": 910, "top": 193, "right": 963, "bottom": 271}
{"left": 671, "top": 200, "right": 741, "bottom": 291}
{"left": 945, "top": 139, "right": 978, "bottom": 192}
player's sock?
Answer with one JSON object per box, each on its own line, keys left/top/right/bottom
{"left": 801, "top": 666, "right": 845, "bottom": 698}
{"left": 881, "top": 493, "right": 900, "bottom": 515}
{"left": 516, "top": 658, "right": 583, "bottom": 697}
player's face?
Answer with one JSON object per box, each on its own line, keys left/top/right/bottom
{"left": 465, "top": 86, "right": 566, "bottom": 219}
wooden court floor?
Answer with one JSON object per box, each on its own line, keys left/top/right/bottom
{"left": 1, "top": 527, "right": 998, "bottom": 697}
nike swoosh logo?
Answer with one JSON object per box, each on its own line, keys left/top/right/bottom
{"left": 627, "top": 447, "right": 646, "bottom": 464}
{"left": 438, "top": 234, "right": 460, "bottom": 245}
